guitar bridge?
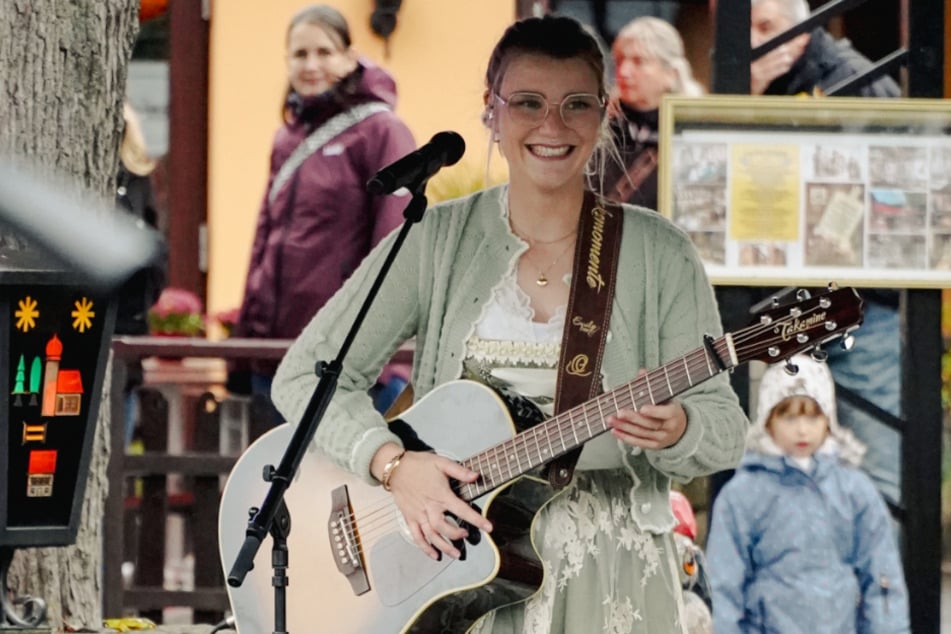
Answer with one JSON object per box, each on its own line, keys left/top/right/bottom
{"left": 329, "top": 484, "right": 370, "bottom": 596}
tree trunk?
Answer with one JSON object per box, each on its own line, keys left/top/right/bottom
{"left": 0, "top": 1, "right": 138, "bottom": 631}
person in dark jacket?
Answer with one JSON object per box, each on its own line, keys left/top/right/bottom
{"left": 233, "top": 4, "right": 416, "bottom": 421}
{"left": 601, "top": 16, "right": 703, "bottom": 208}
{"left": 747, "top": 0, "right": 904, "bottom": 508}
{"left": 116, "top": 102, "right": 168, "bottom": 445}
{"left": 707, "top": 354, "right": 909, "bottom": 633}
{"left": 751, "top": 0, "right": 900, "bottom": 97}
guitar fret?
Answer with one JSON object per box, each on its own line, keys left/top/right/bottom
{"left": 558, "top": 414, "right": 568, "bottom": 454}
{"left": 645, "top": 373, "right": 655, "bottom": 405}
{"left": 534, "top": 427, "right": 545, "bottom": 464}
{"left": 663, "top": 365, "right": 673, "bottom": 397}
{"left": 568, "top": 409, "right": 580, "bottom": 445}
{"left": 480, "top": 453, "right": 492, "bottom": 492}
{"left": 472, "top": 454, "right": 483, "bottom": 491}
{"left": 626, "top": 383, "right": 638, "bottom": 412}
{"left": 683, "top": 356, "right": 692, "bottom": 386}
{"left": 592, "top": 400, "right": 603, "bottom": 439}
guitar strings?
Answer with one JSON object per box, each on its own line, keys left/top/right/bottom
{"left": 459, "top": 300, "right": 841, "bottom": 498}
{"left": 336, "top": 300, "right": 845, "bottom": 551}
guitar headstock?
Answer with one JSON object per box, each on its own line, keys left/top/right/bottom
{"left": 734, "top": 286, "right": 865, "bottom": 365}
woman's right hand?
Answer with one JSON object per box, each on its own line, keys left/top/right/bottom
{"left": 372, "top": 445, "right": 493, "bottom": 561}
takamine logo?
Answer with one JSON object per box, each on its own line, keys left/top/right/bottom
{"left": 585, "top": 206, "right": 611, "bottom": 291}
{"left": 780, "top": 311, "right": 827, "bottom": 340}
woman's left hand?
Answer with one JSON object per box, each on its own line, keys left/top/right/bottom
{"left": 607, "top": 398, "right": 687, "bottom": 450}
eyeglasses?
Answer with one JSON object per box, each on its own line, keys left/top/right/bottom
{"left": 493, "top": 91, "right": 605, "bottom": 129}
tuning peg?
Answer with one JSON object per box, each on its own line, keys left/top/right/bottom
{"left": 810, "top": 347, "right": 828, "bottom": 362}
{"left": 796, "top": 288, "right": 812, "bottom": 301}
{"left": 827, "top": 281, "right": 839, "bottom": 291}
{"left": 840, "top": 334, "right": 855, "bottom": 351}
{"left": 783, "top": 360, "right": 799, "bottom": 376}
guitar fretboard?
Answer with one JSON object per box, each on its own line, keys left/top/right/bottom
{"left": 455, "top": 334, "right": 735, "bottom": 502}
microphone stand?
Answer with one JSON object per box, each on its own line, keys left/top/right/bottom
{"left": 226, "top": 180, "right": 431, "bottom": 634}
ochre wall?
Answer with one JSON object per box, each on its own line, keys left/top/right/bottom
{"left": 207, "top": 0, "right": 514, "bottom": 315}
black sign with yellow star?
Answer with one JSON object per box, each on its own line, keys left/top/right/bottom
{"left": 2, "top": 282, "right": 115, "bottom": 546}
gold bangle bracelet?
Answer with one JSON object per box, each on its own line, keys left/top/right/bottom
{"left": 380, "top": 449, "right": 406, "bottom": 491}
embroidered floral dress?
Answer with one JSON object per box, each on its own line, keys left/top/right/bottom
{"left": 467, "top": 268, "right": 687, "bottom": 634}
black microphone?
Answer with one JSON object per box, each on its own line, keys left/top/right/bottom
{"left": 367, "top": 131, "right": 465, "bottom": 195}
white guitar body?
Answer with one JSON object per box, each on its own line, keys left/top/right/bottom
{"left": 219, "top": 380, "right": 548, "bottom": 634}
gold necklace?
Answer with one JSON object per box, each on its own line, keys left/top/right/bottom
{"left": 510, "top": 219, "right": 577, "bottom": 246}
{"left": 529, "top": 238, "right": 576, "bottom": 287}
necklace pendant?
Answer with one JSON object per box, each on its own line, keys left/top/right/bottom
{"left": 536, "top": 274, "right": 549, "bottom": 287}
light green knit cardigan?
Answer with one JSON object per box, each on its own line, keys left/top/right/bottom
{"left": 271, "top": 184, "right": 748, "bottom": 533}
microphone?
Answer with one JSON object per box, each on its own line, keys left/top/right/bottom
{"left": 367, "top": 131, "right": 465, "bottom": 195}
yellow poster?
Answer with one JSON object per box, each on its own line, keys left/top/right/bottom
{"left": 730, "top": 144, "right": 800, "bottom": 241}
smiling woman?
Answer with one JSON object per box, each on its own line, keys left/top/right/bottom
{"left": 270, "top": 13, "right": 747, "bottom": 634}
{"left": 284, "top": 9, "right": 357, "bottom": 99}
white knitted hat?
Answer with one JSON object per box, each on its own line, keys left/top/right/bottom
{"left": 747, "top": 353, "right": 866, "bottom": 466}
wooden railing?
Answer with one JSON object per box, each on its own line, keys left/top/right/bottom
{"left": 103, "top": 336, "right": 414, "bottom": 623}
{"left": 103, "top": 336, "right": 293, "bottom": 624}
{"left": 103, "top": 335, "right": 414, "bottom": 623}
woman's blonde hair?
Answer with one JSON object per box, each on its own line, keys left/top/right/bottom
{"left": 612, "top": 17, "right": 704, "bottom": 98}
{"left": 120, "top": 102, "right": 156, "bottom": 177}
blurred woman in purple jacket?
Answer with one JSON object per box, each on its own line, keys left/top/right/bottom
{"left": 234, "top": 4, "right": 416, "bottom": 420}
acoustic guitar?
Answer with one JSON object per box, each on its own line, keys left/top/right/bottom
{"left": 218, "top": 286, "right": 863, "bottom": 633}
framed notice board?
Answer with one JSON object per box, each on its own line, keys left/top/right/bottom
{"left": 658, "top": 95, "right": 951, "bottom": 288}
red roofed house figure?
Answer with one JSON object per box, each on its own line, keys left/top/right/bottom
{"left": 41, "top": 334, "right": 84, "bottom": 417}
{"left": 54, "top": 370, "right": 83, "bottom": 415}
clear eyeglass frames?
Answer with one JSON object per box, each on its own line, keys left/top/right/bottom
{"left": 493, "top": 91, "right": 605, "bottom": 129}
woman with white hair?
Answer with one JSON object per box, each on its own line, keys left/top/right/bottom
{"left": 601, "top": 17, "right": 703, "bottom": 207}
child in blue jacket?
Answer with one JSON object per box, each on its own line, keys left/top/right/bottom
{"left": 706, "top": 354, "right": 909, "bottom": 633}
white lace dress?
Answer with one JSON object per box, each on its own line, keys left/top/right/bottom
{"left": 466, "top": 270, "right": 687, "bottom": 634}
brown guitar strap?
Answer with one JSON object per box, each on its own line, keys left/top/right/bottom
{"left": 544, "top": 191, "right": 624, "bottom": 489}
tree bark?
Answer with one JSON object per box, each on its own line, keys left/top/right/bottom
{"left": 0, "top": 1, "right": 138, "bottom": 631}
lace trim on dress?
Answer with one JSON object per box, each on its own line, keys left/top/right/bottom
{"left": 466, "top": 336, "right": 561, "bottom": 368}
